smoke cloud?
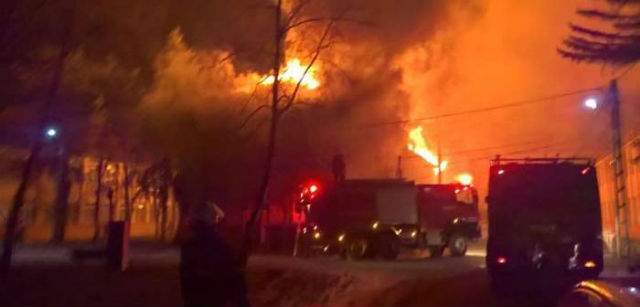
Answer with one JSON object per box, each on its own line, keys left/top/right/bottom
{"left": 76, "top": 0, "right": 640, "bottom": 208}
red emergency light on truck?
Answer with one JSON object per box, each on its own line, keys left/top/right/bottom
{"left": 296, "top": 179, "right": 481, "bottom": 260}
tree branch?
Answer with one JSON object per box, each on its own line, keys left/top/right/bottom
{"left": 239, "top": 104, "right": 269, "bottom": 130}
{"left": 559, "top": 37, "right": 640, "bottom": 64}
{"left": 606, "top": 0, "right": 640, "bottom": 4}
{"left": 199, "top": 51, "right": 237, "bottom": 72}
{"left": 577, "top": 9, "right": 638, "bottom": 20}
{"left": 237, "top": 74, "right": 271, "bottom": 115}
{"left": 280, "top": 19, "right": 335, "bottom": 113}
{"left": 615, "top": 20, "right": 640, "bottom": 29}
{"left": 287, "top": 0, "right": 313, "bottom": 23}
{"left": 570, "top": 23, "right": 640, "bottom": 41}
{"left": 285, "top": 17, "right": 327, "bottom": 32}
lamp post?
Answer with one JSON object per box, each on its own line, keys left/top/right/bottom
{"left": 606, "top": 80, "right": 630, "bottom": 260}
{"left": 584, "top": 80, "right": 630, "bottom": 259}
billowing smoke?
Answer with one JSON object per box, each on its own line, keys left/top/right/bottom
{"left": 9, "top": 0, "right": 640, "bottom": 219}
{"left": 138, "top": 0, "right": 640, "bottom": 210}
{"left": 136, "top": 0, "right": 488, "bottom": 203}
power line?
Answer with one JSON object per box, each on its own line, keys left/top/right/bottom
{"left": 404, "top": 139, "right": 560, "bottom": 159}
{"left": 408, "top": 142, "right": 571, "bottom": 168}
{"left": 401, "top": 134, "right": 592, "bottom": 163}
{"left": 405, "top": 142, "right": 575, "bottom": 181}
{"left": 358, "top": 86, "right": 603, "bottom": 128}
{"left": 407, "top": 148, "right": 529, "bottom": 181}
{"left": 279, "top": 82, "right": 625, "bottom": 168}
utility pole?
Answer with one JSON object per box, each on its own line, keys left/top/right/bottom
{"left": 609, "top": 79, "right": 630, "bottom": 259}
{"left": 437, "top": 145, "right": 443, "bottom": 184}
{"left": 396, "top": 155, "right": 403, "bottom": 179}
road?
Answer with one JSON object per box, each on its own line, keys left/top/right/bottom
{"left": 1, "top": 243, "right": 636, "bottom": 307}
{"left": 249, "top": 241, "right": 584, "bottom": 307}
{"left": 250, "top": 253, "right": 570, "bottom": 307}
{"left": 251, "top": 253, "right": 494, "bottom": 307}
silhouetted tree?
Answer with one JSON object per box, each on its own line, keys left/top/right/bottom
{"left": 51, "top": 150, "right": 71, "bottom": 243}
{"left": 559, "top": 0, "right": 640, "bottom": 64}
{"left": 0, "top": 0, "right": 76, "bottom": 274}
{"left": 244, "top": 0, "right": 344, "bottom": 257}
{"left": 92, "top": 157, "right": 105, "bottom": 241}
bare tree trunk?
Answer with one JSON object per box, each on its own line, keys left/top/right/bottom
{"left": 154, "top": 195, "right": 160, "bottom": 239}
{"left": 169, "top": 189, "right": 179, "bottom": 241}
{"left": 92, "top": 158, "right": 104, "bottom": 242}
{"left": 0, "top": 143, "right": 42, "bottom": 275}
{"left": 123, "top": 163, "right": 132, "bottom": 223}
{"left": 244, "top": 0, "right": 284, "bottom": 259}
{"left": 159, "top": 159, "right": 170, "bottom": 241}
{"left": 113, "top": 163, "right": 121, "bottom": 219}
{"left": 51, "top": 150, "right": 71, "bottom": 243}
{"left": 0, "top": 0, "right": 75, "bottom": 273}
{"left": 73, "top": 158, "right": 86, "bottom": 224}
{"left": 159, "top": 196, "right": 168, "bottom": 241}
{"left": 107, "top": 188, "right": 114, "bottom": 222}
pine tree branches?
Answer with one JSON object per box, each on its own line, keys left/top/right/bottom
{"left": 559, "top": 1, "right": 640, "bottom": 65}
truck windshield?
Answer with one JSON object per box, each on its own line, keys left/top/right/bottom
{"left": 422, "top": 185, "right": 477, "bottom": 205}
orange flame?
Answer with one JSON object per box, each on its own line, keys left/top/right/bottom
{"left": 407, "top": 126, "right": 447, "bottom": 175}
{"left": 261, "top": 58, "right": 320, "bottom": 90}
{"left": 455, "top": 173, "right": 473, "bottom": 186}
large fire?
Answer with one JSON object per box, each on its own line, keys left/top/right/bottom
{"left": 407, "top": 126, "right": 447, "bottom": 175}
{"left": 407, "top": 126, "right": 473, "bottom": 185}
{"left": 261, "top": 58, "right": 320, "bottom": 90}
{"left": 455, "top": 173, "right": 473, "bottom": 186}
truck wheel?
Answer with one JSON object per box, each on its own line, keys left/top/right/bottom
{"left": 377, "top": 234, "right": 400, "bottom": 260}
{"left": 347, "top": 238, "right": 369, "bottom": 260}
{"left": 449, "top": 234, "right": 467, "bottom": 257}
{"left": 429, "top": 246, "right": 444, "bottom": 258}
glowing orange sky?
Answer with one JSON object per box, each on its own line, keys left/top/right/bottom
{"left": 398, "top": 0, "right": 640, "bottom": 186}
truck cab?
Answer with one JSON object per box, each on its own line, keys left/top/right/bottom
{"left": 417, "top": 184, "right": 481, "bottom": 257}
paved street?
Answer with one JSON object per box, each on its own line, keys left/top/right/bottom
{"left": 0, "top": 243, "right": 585, "bottom": 307}
{"left": 1, "top": 243, "right": 637, "bottom": 307}
{"left": 254, "top": 253, "right": 495, "bottom": 307}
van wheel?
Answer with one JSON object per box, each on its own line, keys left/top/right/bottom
{"left": 429, "top": 246, "right": 444, "bottom": 258}
{"left": 449, "top": 234, "right": 467, "bottom": 257}
{"left": 347, "top": 238, "right": 369, "bottom": 260}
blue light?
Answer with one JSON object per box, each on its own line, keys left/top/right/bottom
{"left": 45, "top": 127, "right": 58, "bottom": 138}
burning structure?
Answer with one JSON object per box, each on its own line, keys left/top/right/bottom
{"left": 1, "top": 0, "right": 640, "bottom": 253}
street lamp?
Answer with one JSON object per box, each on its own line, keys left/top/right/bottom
{"left": 584, "top": 97, "right": 598, "bottom": 110}
{"left": 44, "top": 126, "right": 58, "bottom": 139}
{"left": 581, "top": 80, "right": 629, "bottom": 259}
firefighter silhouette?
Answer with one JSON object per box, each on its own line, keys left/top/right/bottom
{"left": 332, "top": 154, "right": 345, "bottom": 182}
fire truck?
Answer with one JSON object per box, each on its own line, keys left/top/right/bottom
{"left": 296, "top": 179, "right": 481, "bottom": 260}
{"left": 485, "top": 158, "right": 603, "bottom": 287}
